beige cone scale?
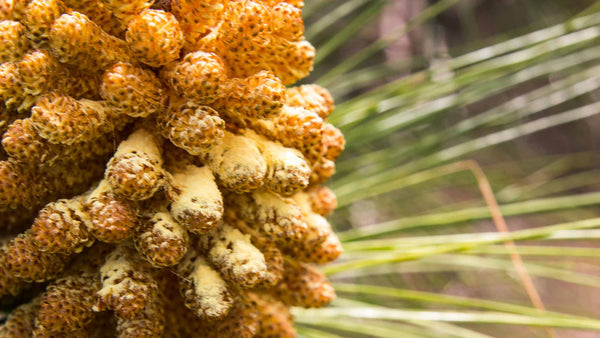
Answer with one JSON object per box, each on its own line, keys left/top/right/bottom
{"left": 0, "top": 0, "right": 345, "bottom": 336}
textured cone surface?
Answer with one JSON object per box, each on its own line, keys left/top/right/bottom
{"left": 0, "top": 20, "right": 29, "bottom": 63}
{"left": 100, "top": 62, "right": 165, "bottom": 118}
{"left": 0, "top": 298, "right": 39, "bottom": 337}
{"left": 176, "top": 248, "right": 234, "bottom": 320}
{"left": 2, "top": 231, "right": 67, "bottom": 282}
{"left": 275, "top": 260, "right": 336, "bottom": 308}
{"left": 105, "top": 128, "right": 165, "bottom": 200}
{"left": 0, "top": 1, "right": 343, "bottom": 336}
{"left": 96, "top": 244, "right": 158, "bottom": 320}
{"left": 202, "top": 224, "right": 268, "bottom": 288}
{"left": 34, "top": 275, "right": 99, "bottom": 336}
{"left": 126, "top": 9, "right": 184, "bottom": 67}
{"left": 30, "top": 198, "right": 94, "bottom": 254}
{"left": 87, "top": 190, "right": 139, "bottom": 242}
{"left": 135, "top": 210, "right": 189, "bottom": 267}
{"left": 249, "top": 292, "right": 296, "bottom": 338}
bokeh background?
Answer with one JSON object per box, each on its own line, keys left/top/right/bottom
{"left": 298, "top": 1, "right": 600, "bottom": 337}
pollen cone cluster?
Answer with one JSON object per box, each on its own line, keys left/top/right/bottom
{"left": 0, "top": 0, "right": 345, "bottom": 336}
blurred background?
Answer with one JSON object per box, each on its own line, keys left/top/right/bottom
{"left": 298, "top": 1, "right": 600, "bottom": 337}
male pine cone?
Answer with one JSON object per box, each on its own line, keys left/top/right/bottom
{"left": 0, "top": 0, "right": 345, "bottom": 337}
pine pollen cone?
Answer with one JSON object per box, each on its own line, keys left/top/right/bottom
{"left": 0, "top": 1, "right": 344, "bottom": 336}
